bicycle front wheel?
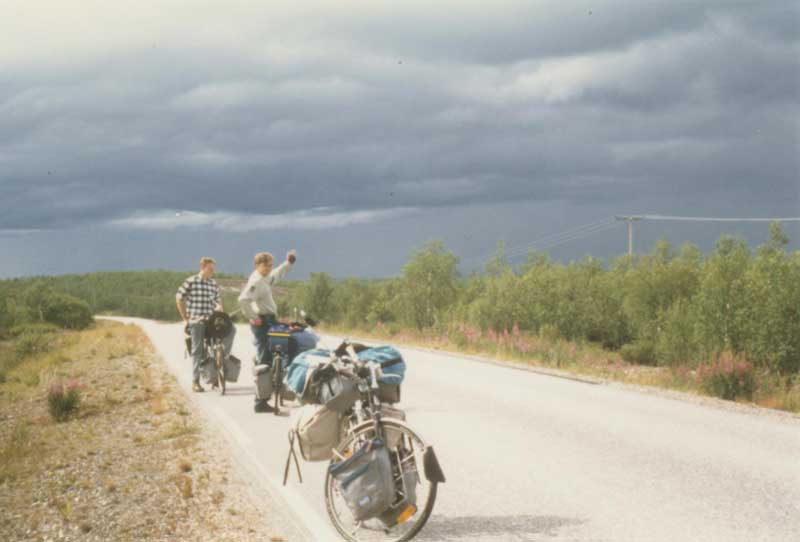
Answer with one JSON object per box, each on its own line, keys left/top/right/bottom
{"left": 271, "top": 354, "right": 282, "bottom": 415}
{"left": 216, "top": 348, "right": 226, "bottom": 395}
{"left": 324, "top": 419, "right": 438, "bottom": 542}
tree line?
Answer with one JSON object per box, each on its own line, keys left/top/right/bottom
{"left": 290, "top": 223, "right": 799, "bottom": 377}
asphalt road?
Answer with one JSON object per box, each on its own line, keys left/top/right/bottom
{"left": 111, "top": 318, "right": 800, "bottom": 542}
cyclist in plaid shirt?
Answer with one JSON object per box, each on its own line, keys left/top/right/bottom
{"left": 176, "top": 257, "right": 236, "bottom": 392}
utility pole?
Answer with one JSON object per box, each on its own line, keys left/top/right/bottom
{"left": 615, "top": 216, "right": 642, "bottom": 257}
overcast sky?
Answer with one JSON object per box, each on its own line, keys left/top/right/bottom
{"left": 1, "top": 1, "right": 798, "bottom": 278}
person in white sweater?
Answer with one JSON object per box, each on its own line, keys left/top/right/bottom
{"left": 238, "top": 249, "right": 296, "bottom": 366}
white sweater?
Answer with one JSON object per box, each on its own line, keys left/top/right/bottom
{"left": 237, "top": 261, "right": 292, "bottom": 319}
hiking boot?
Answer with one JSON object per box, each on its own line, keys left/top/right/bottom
{"left": 192, "top": 380, "right": 205, "bottom": 393}
{"left": 254, "top": 400, "right": 273, "bottom": 413}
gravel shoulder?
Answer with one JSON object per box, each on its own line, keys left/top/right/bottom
{"left": 0, "top": 320, "right": 303, "bottom": 542}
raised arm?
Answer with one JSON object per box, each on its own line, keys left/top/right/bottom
{"left": 268, "top": 250, "right": 296, "bottom": 285}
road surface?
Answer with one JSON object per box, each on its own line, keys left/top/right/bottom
{"left": 109, "top": 318, "right": 800, "bottom": 542}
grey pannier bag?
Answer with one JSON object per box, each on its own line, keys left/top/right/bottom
{"left": 224, "top": 355, "right": 241, "bottom": 383}
{"left": 329, "top": 439, "right": 396, "bottom": 522}
{"left": 200, "top": 357, "right": 218, "bottom": 386}
{"left": 292, "top": 404, "right": 341, "bottom": 462}
{"left": 253, "top": 364, "right": 273, "bottom": 400}
{"left": 317, "top": 372, "right": 359, "bottom": 413}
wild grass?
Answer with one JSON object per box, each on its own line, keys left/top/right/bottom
{"left": 157, "top": 419, "right": 200, "bottom": 441}
{"left": 0, "top": 423, "right": 32, "bottom": 482}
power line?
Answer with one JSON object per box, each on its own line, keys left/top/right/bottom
{"left": 504, "top": 221, "right": 620, "bottom": 260}
{"left": 640, "top": 215, "right": 800, "bottom": 222}
{"left": 533, "top": 221, "right": 620, "bottom": 252}
{"left": 462, "top": 218, "right": 619, "bottom": 267}
{"left": 502, "top": 218, "right": 616, "bottom": 259}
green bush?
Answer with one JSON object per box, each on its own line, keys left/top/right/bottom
{"left": 620, "top": 340, "right": 656, "bottom": 365}
{"left": 42, "top": 294, "right": 93, "bottom": 329}
{"left": 697, "top": 354, "right": 757, "bottom": 400}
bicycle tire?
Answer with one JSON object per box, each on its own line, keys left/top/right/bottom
{"left": 272, "top": 353, "right": 282, "bottom": 415}
{"left": 216, "top": 347, "right": 226, "bottom": 395}
{"left": 324, "top": 418, "right": 438, "bottom": 542}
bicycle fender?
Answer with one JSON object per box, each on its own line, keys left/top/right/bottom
{"left": 423, "top": 445, "right": 446, "bottom": 483}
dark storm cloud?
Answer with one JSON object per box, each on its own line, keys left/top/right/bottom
{"left": 0, "top": 0, "right": 797, "bottom": 233}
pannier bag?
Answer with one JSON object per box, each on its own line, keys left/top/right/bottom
{"left": 267, "top": 323, "right": 291, "bottom": 353}
{"left": 291, "top": 327, "right": 320, "bottom": 355}
{"left": 205, "top": 311, "right": 233, "bottom": 339}
{"left": 291, "top": 404, "right": 341, "bottom": 462}
{"left": 329, "top": 439, "right": 396, "bottom": 522}
{"left": 377, "top": 382, "right": 401, "bottom": 404}
{"left": 308, "top": 362, "right": 359, "bottom": 412}
{"left": 357, "top": 346, "right": 406, "bottom": 404}
{"left": 224, "top": 355, "right": 241, "bottom": 383}
{"left": 200, "top": 357, "right": 218, "bottom": 386}
{"left": 253, "top": 364, "right": 273, "bottom": 400}
{"left": 317, "top": 372, "right": 359, "bottom": 412}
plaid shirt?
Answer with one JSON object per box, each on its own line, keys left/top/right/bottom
{"left": 176, "top": 274, "right": 220, "bottom": 320}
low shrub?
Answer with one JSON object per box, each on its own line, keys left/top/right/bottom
{"left": 620, "top": 340, "right": 656, "bottom": 365}
{"left": 15, "top": 331, "right": 52, "bottom": 359}
{"left": 697, "top": 353, "right": 757, "bottom": 401}
{"left": 43, "top": 294, "right": 93, "bottom": 330}
{"left": 47, "top": 380, "right": 84, "bottom": 422}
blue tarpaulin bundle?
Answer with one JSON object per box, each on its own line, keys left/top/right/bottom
{"left": 356, "top": 346, "right": 406, "bottom": 385}
{"left": 285, "top": 349, "right": 330, "bottom": 395}
{"left": 285, "top": 345, "right": 406, "bottom": 396}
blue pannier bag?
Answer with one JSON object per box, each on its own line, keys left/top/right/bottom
{"left": 286, "top": 349, "right": 330, "bottom": 396}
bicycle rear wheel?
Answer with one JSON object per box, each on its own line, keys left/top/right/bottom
{"left": 324, "top": 419, "right": 438, "bottom": 542}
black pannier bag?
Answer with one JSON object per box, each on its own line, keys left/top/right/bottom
{"left": 205, "top": 311, "right": 233, "bottom": 339}
{"left": 306, "top": 363, "right": 359, "bottom": 412}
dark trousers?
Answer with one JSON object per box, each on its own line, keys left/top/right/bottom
{"left": 250, "top": 314, "right": 277, "bottom": 366}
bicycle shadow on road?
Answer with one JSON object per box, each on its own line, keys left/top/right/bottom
{"left": 418, "top": 514, "right": 584, "bottom": 541}
{"left": 217, "top": 386, "right": 256, "bottom": 396}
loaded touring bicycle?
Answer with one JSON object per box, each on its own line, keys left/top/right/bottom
{"left": 184, "top": 310, "right": 241, "bottom": 395}
{"left": 283, "top": 340, "right": 444, "bottom": 542}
